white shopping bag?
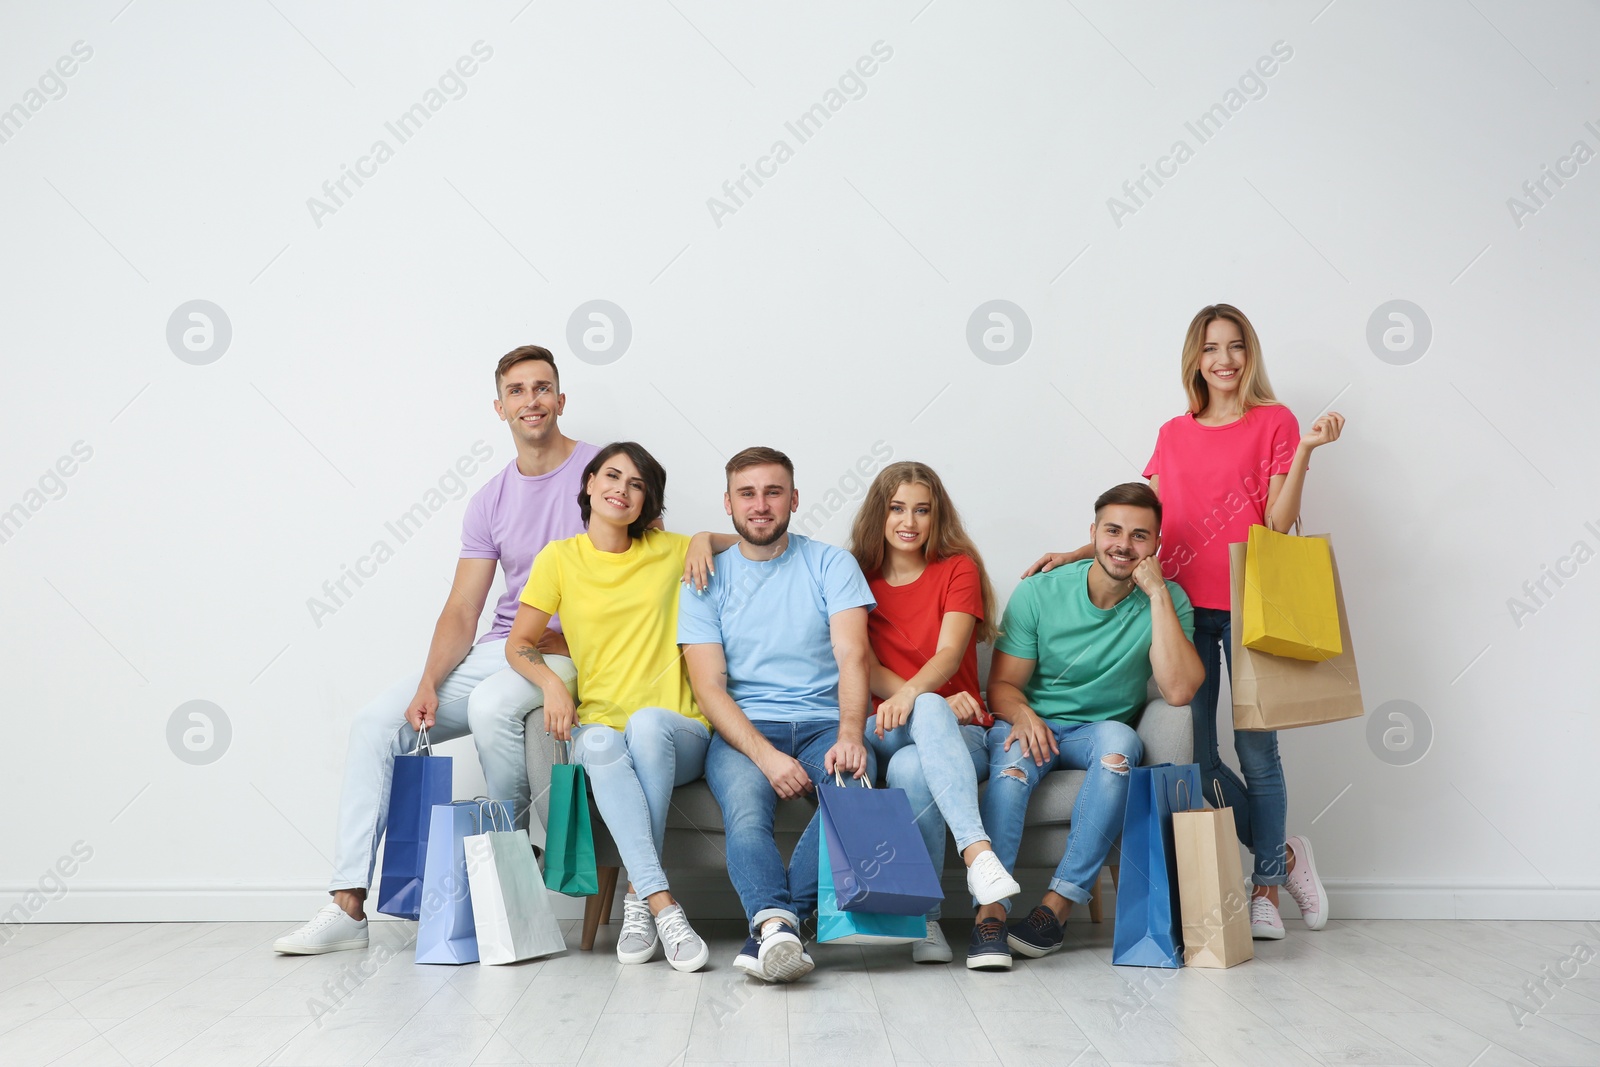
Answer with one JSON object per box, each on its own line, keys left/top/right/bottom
{"left": 464, "top": 802, "right": 568, "bottom": 965}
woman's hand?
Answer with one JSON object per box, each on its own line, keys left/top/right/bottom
{"left": 947, "top": 690, "right": 985, "bottom": 725}
{"left": 542, "top": 685, "right": 578, "bottom": 742}
{"left": 875, "top": 688, "right": 916, "bottom": 737}
{"left": 683, "top": 532, "right": 716, "bottom": 593}
{"left": 1022, "top": 551, "right": 1073, "bottom": 578}
{"left": 1301, "top": 411, "right": 1345, "bottom": 452}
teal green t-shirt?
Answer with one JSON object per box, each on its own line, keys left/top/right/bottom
{"left": 993, "top": 560, "right": 1195, "bottom": 724}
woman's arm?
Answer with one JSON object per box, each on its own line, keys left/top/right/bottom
{"left": 505, "top": 602, "right": 579, "bottom": 740}
{"left": 683, "top": 531, "right": 741, "bottom": 591}
{"left": 1022, "top": 476, "right": 1160, "bottom": 577}
{"left": 874, "top": 611, "right": 977, "bottom": 733}
{"left": 1265, "top": 413, "right": 1344, "bottom": 532}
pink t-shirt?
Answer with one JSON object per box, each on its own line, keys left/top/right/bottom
{"left": 1142, "top": 406, "right": 1299, "bottom": 611}
{"left": 462, "top": 441, "right": 600, "bottom": 642}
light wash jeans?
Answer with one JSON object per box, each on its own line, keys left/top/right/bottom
{"left": 980, "top": 718, "right": 1143, "bottom": 910}
{"left": 571, "top": 707, "right": 711, "bottom": 899}
{"left": 328, "top": 638, "right": 576, "bottom": 892}
{"left": 704, "top": 719, "right": 877, "bottom": 934}
{"left": 1190, "top": 605, "right": 1288, "bottom": 885}
{"left": 865, "top": 693, "right": 989, "bottom": 920}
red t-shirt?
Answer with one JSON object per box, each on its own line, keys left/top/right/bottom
{"left": 866, "top": 553, "right": 991, "bottom": 726}
{"left": 1142, "top": 405, "right": 1300, "bottom": 611}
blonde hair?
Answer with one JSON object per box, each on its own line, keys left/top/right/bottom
{"left": 1180, "top": 304, "right": 1279, "bottom": 415}
{"left": 847, "top": 462, "right": 998, "bottom": 644}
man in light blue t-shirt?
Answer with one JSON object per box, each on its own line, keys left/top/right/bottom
{"left": 679, "top": 446, "right": 876, "bottom": 984}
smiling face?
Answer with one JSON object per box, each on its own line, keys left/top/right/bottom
{"left": 494, "top": 358, "right": 564, "bottom": 444}
{"left": 725, "top": 462, "right": 797, "bottom": 546}
{"left": 1089, "top": 503, "right": 1160, "bottom": 583}
{"left": 883, "top": 481, "right": 932, "bottom": 559}
{"left": 585, "top": 453, "right": 646, "bottom": 529}
{"left": 1198, "top": 318, "right": 1248, "bottom": 399}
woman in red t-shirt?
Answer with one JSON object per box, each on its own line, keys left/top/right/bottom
{"left": 847, "top": 461, "right": 1022, "bottom": 963}
{"left": 1026, "top": 304, "right": 1345, "bottom": 940}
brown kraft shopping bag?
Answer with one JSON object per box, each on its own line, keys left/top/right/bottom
{"left": 1173, "top": 792, "right": 1254, "bottom": 969}
{"left": 1230, "top": 536, "right": 1363, "bottom": 731}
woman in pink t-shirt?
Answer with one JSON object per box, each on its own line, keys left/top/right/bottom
{"left": 847, "top": 462, "right": 1021, "bottom": 964}
{"left": 1027, "top": 304, "right": 1344, "bottom": 940}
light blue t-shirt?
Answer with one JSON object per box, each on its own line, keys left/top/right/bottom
{"left": 677, "top": 533, "right": 875, "bottom": 722}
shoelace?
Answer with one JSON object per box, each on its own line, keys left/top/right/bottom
{"left": 1250, "top": 896, "right": 1280, "bottom": 923}
{"left": 309, "top": 903, "right": 347, "bottom": 931}
{"left": 655, "top": 908, "right": 695, "bottom": 949}
{"left": 621, "top": 897, "right": 654, "bottom": 938}
{"left": 976, "top": 918, "right": 1006, "bottom": 939}
{"left": 1025, "top": 907, "right": 1057, "bottom": 931}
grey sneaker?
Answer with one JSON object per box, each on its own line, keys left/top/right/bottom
{"left": 616, "top": 893, "right": 658, "bottom": 964}
{"left": 911, "top": 919, "right": 953, "bottom": 964}
{"left": 654, "top": 904, "right": 709, "bottom": 973}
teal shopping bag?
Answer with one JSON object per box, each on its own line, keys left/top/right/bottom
{"left": 543, "top": 742, "right": 598, "bottom": 896}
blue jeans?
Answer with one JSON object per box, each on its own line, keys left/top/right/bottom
{"left": 1191, "top": 605, "right": 1287, "bottom": 885}
{"left": 980, "top": 718, "right": 1143, "bottom": 909}
{"left": 571, "top": 707, "right": 711, "bottom": 899}
{"left": 866, "top": 694, "right": 989, "bottom": 920}
{"left": 704, "top": 719, "right": 876, "bottom": 934}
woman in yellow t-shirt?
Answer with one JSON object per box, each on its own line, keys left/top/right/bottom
{"left": 506, "top": 441, "right": 725, "bottom": 973}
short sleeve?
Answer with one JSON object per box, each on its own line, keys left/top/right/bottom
{"left": 655, "top": 529, "right": 692, "bottom": 566}
{"left": 1168, "top": 581, "right": 1196, "bottom": 641}
{"left": 941, "top": 555, "right": 984, "bottom": 620}
{"left": 520, "top": 542, "right": 562, "bottom": 614}
{"left": 677, "top": 572, "right": 724, "bottom": 645}
{"left": 1142, "top": 423, "right": 1165, "bottom": 481}
{"left": 819, "top": 545, "right": 876, "bottom": 617}
{"left": 460, "top": 489, "right": 497, "bottom": 559}
{"left": 992, "top": 580, "right": 1041, "bottom": 661}
{"left": 1266, "top": 405, "right": 1301, "bottom": 477}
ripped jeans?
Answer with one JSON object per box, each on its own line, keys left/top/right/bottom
{"left": 978, "top": 718, "right": 1143, "bottom": 910}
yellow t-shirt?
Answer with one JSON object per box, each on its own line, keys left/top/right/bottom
{"left": 519, "top": 528, "right": 705, "bottom": 731}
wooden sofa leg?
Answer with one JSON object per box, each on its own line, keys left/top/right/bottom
{"left": 1110, "top": 864, "right": 1119, "bottom": 890}
{"left": 578, "top": 867, "right": 621, "bottom": 951}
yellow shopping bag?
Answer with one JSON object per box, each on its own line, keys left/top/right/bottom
{"left": 1239, "top": 525, "right": 1343, "bottom": 662}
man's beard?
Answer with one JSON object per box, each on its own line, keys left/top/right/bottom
{"left": 734, "top": 512, "right": 790, "bottom": 547}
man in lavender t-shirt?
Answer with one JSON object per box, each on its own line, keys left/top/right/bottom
{"left": 275, "top": 345, "right": 599, "bottom": 955}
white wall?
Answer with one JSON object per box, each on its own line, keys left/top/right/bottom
{"left": 3, "top": 1, "right": 1596, "bottom": 924}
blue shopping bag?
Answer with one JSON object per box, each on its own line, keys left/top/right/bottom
{"left": 376, "top": 727, "right": 453, "bottom": 919}
{"left": 816, "top": 775, "right": 942, "bottom": 917}
{"left": 1112, "top": 762, "right": 1202, "bottom": 968}
{"left": 817, "top": 829, "right": 924, "bottom": 944}
{"left": 415, "top": 801, "right": 486, "bottom": 964}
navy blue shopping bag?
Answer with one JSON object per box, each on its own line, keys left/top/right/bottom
{"left": 816, "top": 775, "right": 942, "bottom": 917}
{"left": 376, "top": 726, "right": 453, "bottom": 919}
{"left": 1112, "top": 762, "right": 1202, "bottom": 968}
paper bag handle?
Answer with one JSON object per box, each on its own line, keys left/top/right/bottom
{"left": 411, "top": 725, "right": 433, "bottom": 756}
{"left": 832, "top": 771, "right": 872, "bottom": 789}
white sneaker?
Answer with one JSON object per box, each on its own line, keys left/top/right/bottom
{"left": 911, "top": 919, "right": 953, "bottom": 964}
{"left": 1250, "top": 895, "right": 1285, "bottom": 940}
{"left": 273, "top": 902, "right": 369, "bottom": 955}
{"left": 654, "top": 904, "right": 710, "bottom": 973}
{"left": 616, "top": 893, "right": 659, "bottom": 965}
{"left": 966, "top": 850, "right": 1022, "bottom": 907}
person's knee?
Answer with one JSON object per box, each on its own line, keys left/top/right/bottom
{"left": 466, "top": 670, "right": 537, "bottom": 735}
{"left": 1091, "top": 721, "right": 1143, "bottom": 770}
{"left": 622, "top": 706, "right": 673, "bottom": 744}
{"left": 884, "top": 749, "right": 927, "bottom": 794}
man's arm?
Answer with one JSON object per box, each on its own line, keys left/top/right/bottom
{"left": 825, "top": 607, "right": 871, "bottom": 778}
{"left": 682, "top": 643, "right": 812, "bottom": 799}
{"left": 987, "top": 650, "right": 1059, "bottom": 766}
{"left": 406, "top": 557, "right": 497, "bottom": 729}
{"left": 1132, "top": 559, "right": 1205, "bottom": 706}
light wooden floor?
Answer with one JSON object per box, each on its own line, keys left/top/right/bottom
{"left": 1, "top": 915, "right": 1598, "bottom": 1066}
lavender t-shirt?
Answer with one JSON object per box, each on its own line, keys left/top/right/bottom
{"left": 462, "top": 441, "right": 599, "bottom": 643}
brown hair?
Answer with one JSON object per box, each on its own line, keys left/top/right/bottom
{"left": 724, "top": 446, "right": 794, "bottom": 486}
{"left": 1093, "top": 481, "right": 1163, "bottom": 529}
{"left": 1179, "top": 304, "right": 1279, "bottom": 415}
{"left": 847, "top": 461, "right": 999, "bottom": 644}
{"left": 494, "top": 345, "right": 559, "bottom": 395}
{"left": 578, "top": 442, "right": 666, "bottom": 540}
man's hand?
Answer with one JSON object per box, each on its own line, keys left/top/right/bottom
{"left": 1131, "top": 557, "right": 1168, "bottom": 599}
{"left": 405, "top": 685, "right": 439, "bottom": 731}
{"left": 1022, "top": 551, "right": 1073, "bottom": 578}
{"left": 1002, "top": 708, "right": 1059, "bottom": 767}
{"left": 947, "top": 690, "right": 985, "bottom": 725}
{"left": 874, "top": 688, "right": 916, "bottom": 737}
{"left": 759, "top": 750, "right": 814, "bottom": 799}
{"left": 825, "top": 737, "right": 868, "bottom": 779}
{"left": 534, "top": 628, "right": 571, "bottom": 658}
{"left": 542, "top": 685, "right": 578, "bottom": 742}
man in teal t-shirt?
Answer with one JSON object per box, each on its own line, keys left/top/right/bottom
{"left": 967, "top": 483, "right": 1205, "bottom": 970}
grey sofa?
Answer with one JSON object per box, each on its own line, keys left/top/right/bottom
{"left": 525, "top": 666, "right": 1193, "bottom": 950}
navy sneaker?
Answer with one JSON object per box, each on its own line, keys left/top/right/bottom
{"left": 755, "top": 921, "right": 814, "bottom": 983}
{"left": 967, "top": 917, "right": 1013, "bottom": 970}
{"left": 733, "top": 935, "right": 763, "bottom": 979}
{"left": 1006, "top": 905, "right": 1065, "bottom": 959}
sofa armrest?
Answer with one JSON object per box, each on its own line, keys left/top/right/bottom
{"left": 1135, "top": 696, "right": 1193, "bottom": 767}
